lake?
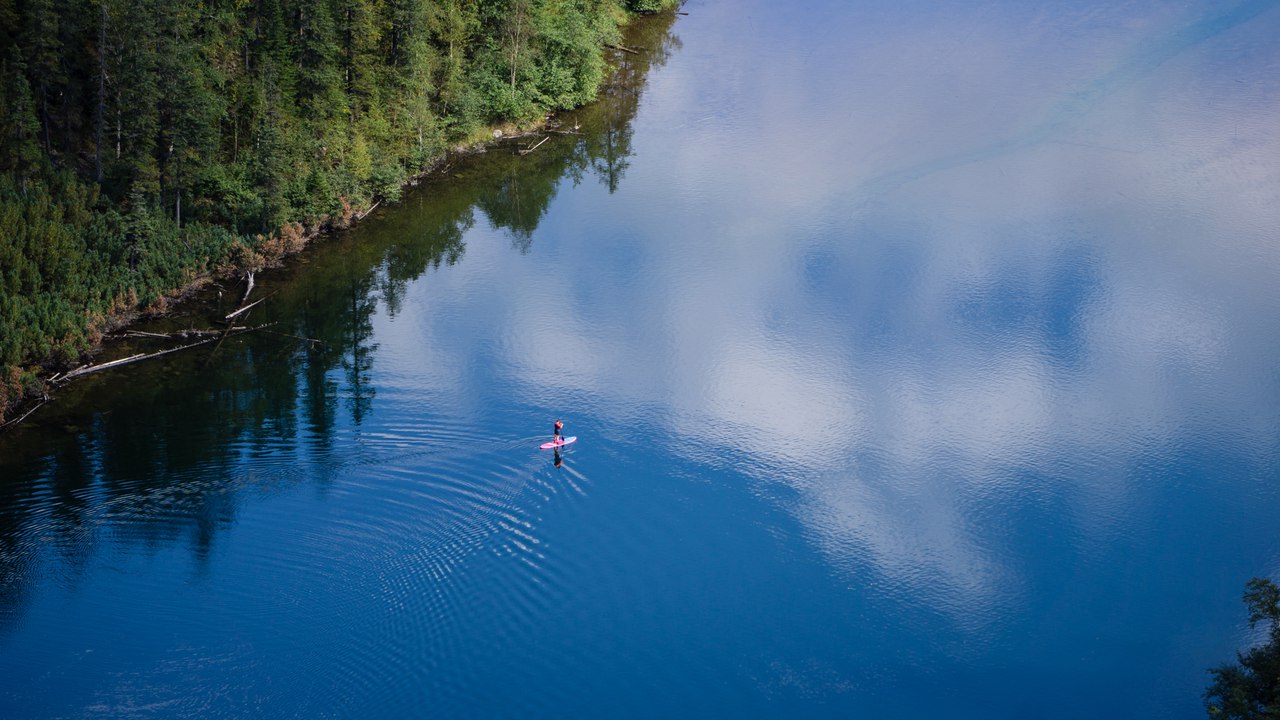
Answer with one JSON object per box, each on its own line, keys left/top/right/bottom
{"left": 3, "top": 1, "right": 1280, "bottom": 717}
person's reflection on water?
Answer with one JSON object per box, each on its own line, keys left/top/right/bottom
{"left": 554, "top": 448, "right": 563, "bottom": 468}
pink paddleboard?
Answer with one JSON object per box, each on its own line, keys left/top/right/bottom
{"left": 540, "top": 436, "right": 577, "bottom": 450}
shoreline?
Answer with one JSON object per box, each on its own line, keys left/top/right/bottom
{"left": 0, "top": 11, "right": 675, "bottom": 431}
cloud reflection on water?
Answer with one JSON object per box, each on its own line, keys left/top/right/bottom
{"left": 375, "top": 0, "right": 1280, "bottom": 626}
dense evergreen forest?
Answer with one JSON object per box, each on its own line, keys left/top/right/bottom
{"left": 0, "top": 0, "right": 676, "bottom": 421}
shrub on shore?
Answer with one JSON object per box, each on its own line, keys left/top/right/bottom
{"left": 0, "top": 0, "right": 681, "bottom": 419}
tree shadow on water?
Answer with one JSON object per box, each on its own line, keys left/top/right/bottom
{"left": 0, "top": 10, "right": 683, "bottom": 638}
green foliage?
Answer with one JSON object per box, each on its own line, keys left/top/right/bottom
{"left": 623, "top": 0, "right": 681, "bottom": 12}
{"left": 0, "top": 0, "right": 658, "bottom": 410}
{"left": 0, "top": 175, "right": 87, "bottom": 365}
{"left": 1206, "top": 578, "right": 1280, "bottom": 719}
{"left": 0, "top": 46, "right": 46, "bottom": 192}
{"left": 0, "top": 171, "right": 242, "bottom": 370}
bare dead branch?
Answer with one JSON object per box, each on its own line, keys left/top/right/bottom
{"left": 519, "top": 136, "right": 550, "bottom": 155}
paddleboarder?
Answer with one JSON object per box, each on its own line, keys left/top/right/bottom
{"left": 552, "top": 419, "right": 564, "bottom": 445}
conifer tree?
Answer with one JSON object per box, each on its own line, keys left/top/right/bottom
{"left": 0, "top": 47, "right": 45, "bottom": 193}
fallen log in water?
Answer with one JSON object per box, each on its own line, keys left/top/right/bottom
{"left": 0, "top": 396, "right": 49, "bottom": 431}
{"left": 225, "top": 293, "right": 271, "bottom": 321}
{"left": 242, "top": 271, "right": 255, "bottom": 304}
{"left": 519, "top": 136, "right": 550, "bottom": 155}
{"left": 261, "top": 329, "right": 329, "bottom": 349}
{"left": 58, "top": 342, "right": 214, "bottom": 383}
{"left": 356, "top": 200, "right": 381, "bottom": 221}
{"left": 120, "top": 327, "right": 246, "bottom": 340}
{"left": 57, "top": 325, "right": 270, "bottom": 384}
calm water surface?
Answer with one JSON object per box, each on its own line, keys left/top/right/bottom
{"left": 4, "top": 1, "right": 1280, "bottom": 717}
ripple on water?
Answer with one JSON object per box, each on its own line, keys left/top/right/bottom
{"left": 0, "top": 413, "right": 597, "bottom": 716}
{"left": 169, "top": 427, "right": 594, "bottom": 715}
{"left": 0, "top": 379, "right": 622, "bottom": 713}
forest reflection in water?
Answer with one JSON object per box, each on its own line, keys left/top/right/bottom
{"left": 0, "top": 13, "right": 680, "bottom": 638}
{"left": 3, "top": 1, "right": 1280, "bottom": 716}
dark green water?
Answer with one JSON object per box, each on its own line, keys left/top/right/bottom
{"left": 4, "top": 2, "right": 1280, "bottom": 717}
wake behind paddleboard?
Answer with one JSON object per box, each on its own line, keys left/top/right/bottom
{"left": 540, "top": 436, "right": 577, "bottom": 450}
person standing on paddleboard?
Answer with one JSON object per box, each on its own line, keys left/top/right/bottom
{"left": 553, "top": 420, "right": 564, "bottom": 445}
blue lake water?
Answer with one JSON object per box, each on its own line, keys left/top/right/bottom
{"left": 3, "top": 1, "right": 1280, "bottom": 717}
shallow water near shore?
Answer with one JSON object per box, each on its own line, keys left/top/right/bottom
{"left": 4, "top": 1, "right": 1280, "bottom": 717}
